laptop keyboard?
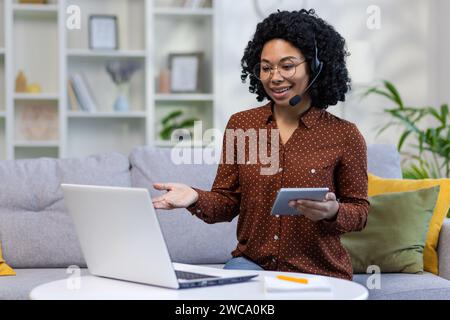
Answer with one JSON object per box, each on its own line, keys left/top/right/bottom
{"left": 175, "top": 270, "right": 216, "bottom": 280}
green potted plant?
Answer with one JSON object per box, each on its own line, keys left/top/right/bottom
{"left": 362, "top": 80, "right": 449, "bottom": 180}
{"left": 362, "top": 81, "right": 449, "bottom": 217}
{"left": 159, "top": 110, "right": 198, "bottom": 142}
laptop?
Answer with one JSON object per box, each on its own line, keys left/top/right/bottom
{"left": 61, "top": 184, "right": 258, "bottom": 289}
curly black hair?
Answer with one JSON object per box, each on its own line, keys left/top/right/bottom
{"left": 241, "top": 9, "right": 351, "bottom": 109}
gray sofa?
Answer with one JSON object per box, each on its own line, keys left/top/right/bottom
{"left": 0, "top": 144, "right": 449, "bottom": 300}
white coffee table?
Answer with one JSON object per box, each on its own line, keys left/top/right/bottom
{"left": 30, "top": 266, "right": 368, "bottom": 300}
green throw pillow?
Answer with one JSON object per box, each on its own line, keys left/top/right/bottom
{"left": 341, "top": 185, "right": 440, "bottom": 274}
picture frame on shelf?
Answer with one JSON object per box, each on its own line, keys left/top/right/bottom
{"left": 17, "top": 104, "right": 59, "bottom": 141}
{"left": 169, "top": 52, "right": 203, "bottom": 93}
{"left": 89, "top": 15, "right": 119, "bottom": 50}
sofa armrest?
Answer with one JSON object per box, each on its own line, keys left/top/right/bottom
{"left": 438, "top": 218, "right": 450, "bottom": 280}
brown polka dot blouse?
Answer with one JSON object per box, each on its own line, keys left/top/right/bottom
{"left": 187, "top": 102, "right": 370, "bottom": 280}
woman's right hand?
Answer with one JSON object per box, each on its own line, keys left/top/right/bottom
{"left": 151, "top": 182, "right": 199, "bottom": 210}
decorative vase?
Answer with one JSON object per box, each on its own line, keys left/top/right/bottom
{"left": 114, "top": 83, "right": 130, "bottom": 112}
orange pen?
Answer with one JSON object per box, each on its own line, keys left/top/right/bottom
{"left": 276, "top": 275, "right": 309, "bottom": 284}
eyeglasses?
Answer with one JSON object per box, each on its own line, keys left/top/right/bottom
{"left": 253, "top": 58, "right": 306, "bottom": 81}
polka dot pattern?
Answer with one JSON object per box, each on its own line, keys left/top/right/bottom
{"left": 186, "top": 102, "right": 370, "bottom": 280}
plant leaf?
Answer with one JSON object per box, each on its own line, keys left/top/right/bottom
{"left": 441, "top": 104, "right": 449, "bottom": 127}
{"left": 362, "top": 87, "right": 396, "bottom": 103}
{"left": 161, "top": 110, "right": 183, "bottom": 126}
{"left": 159, "top": 124, "right": 176, "bottom": 140}
{"left": 383, "top": 80, "right": 404, "bottom": 109}
{"left": 375, "top": 121, "right": 397, "bottom": 138}
{"left": 397, "top": 130, "right": 412, "bottom": 151}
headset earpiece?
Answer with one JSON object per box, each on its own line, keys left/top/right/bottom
{"left": 288, "top": 38, "right": 323, "bottom": 107}
{"left": 311, "top": 39, "right": 322, "bottom": 75}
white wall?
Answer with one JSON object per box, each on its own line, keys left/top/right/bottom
{"left": 433, "top": 0, "right": 450, "bottom": 107}
{"left": 216, "top": 0, "right": 438, "bottom": 146}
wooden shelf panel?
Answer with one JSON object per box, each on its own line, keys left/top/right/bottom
{"left": 155, "top": 140, "right": 211, "bottom": 148}
{"left": 14, "top": 141, "right": 59, "bottom": 147}
{"left": 12, "top": 4, "right": 58, "bottom": 12}
{"left": 154, "top": 7, "right": 213, "bottom": 16}
{"left": 14, "top": 93, "right": 59, "bottom": 100}
{"left": 12, "top": 4, "right": 58, "bottom": 19}
{"left": 67, "top": 49, "right": 147, "bottom": 58}
{"left": 67, "top": 111, "right": 147, "bottom": 119}
{"left": 155, "top": 94, "right": 214, "bottom": 101}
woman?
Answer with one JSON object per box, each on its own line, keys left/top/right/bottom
{"left": 152, "top": 9, "right": 369, "bottom": 280}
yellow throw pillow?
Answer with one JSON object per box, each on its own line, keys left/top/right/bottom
{"left": 368, "top": 173, "right": 450, "bottom": 275}
{"left": 0, "top": 244, "right": 15, "bottom": 276}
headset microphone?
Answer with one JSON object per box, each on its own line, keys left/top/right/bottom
{"left": 288, "top": 67, "right": 322, "bottom": 106}
{"left": 289, "top": 95, "right": 302, "bottom": 106}
{"left": 289, "top": 39, "right": 323, "bottom": 107}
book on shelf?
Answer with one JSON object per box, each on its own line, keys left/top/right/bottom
{"left": 70, "top": 73, "right": 98, "bottom": 112}
{"left": 67, "top": 80, "right": 81, "bottom": 111}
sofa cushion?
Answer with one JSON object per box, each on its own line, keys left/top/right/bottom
{"left": 0, "top": 268, "right": 90, "bottom": 300}
{"left": 0, "top": 243, "right": 15, "bottom": 276}
{"left": 353, "top": 272, "right": 450, "bottom": 299}
{"left": 342, "top": 186, "right": 439, "bottom": 273}
{"left": 438, "top": 219, "right": 450, "bottom": 281}
{"left": 367, "top": 144, "right": 402, "bottom": 179}
{"left": 129, "top": 146, "right": 237, "bottom": 264}
{"left": 0, "top": 152, "right": 131, "bottom": 268}
{"left": 367, "top": 174, "right": 450, "bottom": 275}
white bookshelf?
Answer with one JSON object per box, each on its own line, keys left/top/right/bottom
{"left": 155, "top": 141, "right": 210, "bottom": 148}
{"left": 153, "top": 7, "right": 214, "bottom": 16}
{"left": 3, "top": 0, "right": 59, "bottom": 159}
{"left": 0, "top": 0, "right": 218, "bottom": 160}
{"left": 67, "top": 111, "right": 147, "bottom": 118}
{"left": 66, "top": 49, "right": 147, "bottom": 58}
{"left": 155, "top": 93, "right": 214, "bottom": 101}
{"left": 14, "top": 92, "right": 59, "bottom": 100}
{"left": 1, "top": 0, "right": 8, "bottom": 160}
{"left": 12, "top": 3, "right": 58, "bottom": 13}
{"left": 14, "top": 140, "right": 59, "bottom": 147}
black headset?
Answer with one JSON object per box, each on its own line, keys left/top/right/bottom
{"left": 289, "top": 38, "right": 323, "bottom": 107}
{"left": 311, "top": 38, "right": 323, "bottom": 75}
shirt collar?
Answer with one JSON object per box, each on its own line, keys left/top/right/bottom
{"left": 264, "top": 101, "right": 323, "bottom": 129}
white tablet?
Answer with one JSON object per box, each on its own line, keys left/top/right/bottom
{"left": 271, "top": 187, "right": 329, "bottom": 216}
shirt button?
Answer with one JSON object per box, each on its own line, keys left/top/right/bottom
{"left": 311, "top": 168, "right": 316, "bottom": 174}
{"left": 274, "top": 235, "right": 279, "bottom": 240}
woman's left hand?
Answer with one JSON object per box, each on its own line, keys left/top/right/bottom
{"left": 288, "top": 192, "right": 339, "bottom": 222}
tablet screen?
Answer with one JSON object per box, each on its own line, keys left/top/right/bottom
{"left": 271, "top": 188, "right": 329, "bottom": 215}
